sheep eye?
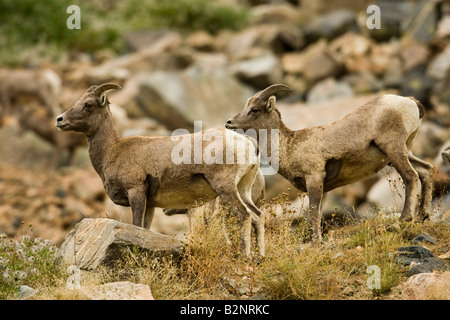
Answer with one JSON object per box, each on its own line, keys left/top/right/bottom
{"left": 83, "top": 102, "right": 92, "bottom": 109}
{"left": 250, "top": 108, "right": 259, "bottom": 114}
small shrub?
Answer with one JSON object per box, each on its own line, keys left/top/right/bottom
{"left": 0, "top": 232, "right": 60, "bottom": 299}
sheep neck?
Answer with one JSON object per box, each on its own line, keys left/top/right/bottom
{"left": 255, "top": 114, "right": 294, "bottom": 173}
{"left": 86, "top": 113, "right": 119, "bottom": 179}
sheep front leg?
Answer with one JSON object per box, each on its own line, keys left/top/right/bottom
{"left": 305, "top": 175, "right": 325, "bottom": 243}
{"left": 128, "top": 187, "right": 148, "bottom": 228}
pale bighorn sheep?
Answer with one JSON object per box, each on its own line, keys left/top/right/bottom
{"left": 0, "top": 68, "right": 62, "bottom": 123}
{"left": 55, "top": 83, "right": 265, "bottom": 257}
{"left": 226, "top": 84, "right": 434, "bottom": 242}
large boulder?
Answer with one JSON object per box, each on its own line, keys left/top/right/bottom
{"left": 402, "top": 272, "right": 450, "bottom": 300}
{"left": 57, "top": 218, "right": 184, "bottom": 270}
{"left": 281, "top": 39, "right": 343, "bottom": 85}
{"left": 303, "top": 9, "right": 358, "bottom": 43}
{"left": 230, "top": 53, "right": 283, "bottom": 89}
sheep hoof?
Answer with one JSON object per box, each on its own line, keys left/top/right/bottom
{"left": 399, "top": 214, "right": 413, "bottom": 222}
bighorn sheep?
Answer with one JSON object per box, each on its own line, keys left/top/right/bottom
{"left": 0, "top": 68, "right": 62, "bottom": 123}
{"left": 226, "top": 84, "right": 434, "bottom": 242}
{"left": 56, "top": 83, "right": 265, "bottom": 257}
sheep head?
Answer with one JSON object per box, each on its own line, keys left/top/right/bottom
{"left": 225, "top": 84, "right": 291, "bottom": 131}
{"left": 56, "top": 83, "right": 121, "bottom": 135}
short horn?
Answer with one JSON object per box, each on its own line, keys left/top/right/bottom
{"left": 255, "top": 84, "right": 291, "bottom": 101}
{"left": 92, "top": 83, "right": 121, "bottom": 95}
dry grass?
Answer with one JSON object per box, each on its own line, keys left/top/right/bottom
{"left": 1, "top": 191, "right": 449, "bottom": 300}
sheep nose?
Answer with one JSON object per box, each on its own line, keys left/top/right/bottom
{"left": 226, "top": 120, "right": 232, "bottom": 124}
{"left": 56, "top": 116, "right": 63, "bottom": 122}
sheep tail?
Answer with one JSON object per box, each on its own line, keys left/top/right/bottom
{"left": 408, "top": 97, "right": 425, "bottom": 119}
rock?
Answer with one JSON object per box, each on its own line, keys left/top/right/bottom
{"left": 436, "top": 15, "right": 450, "bottom": 39}
{"left": 86, "top": 32, "right": 187, "bottom": 83}
{"left": 396, "top": 245, "right": 435, "bottom": 266}
{"left": 410, "top": 120, "right": 450, "bottom": 159}
{"left": 426, "top": 44, "right": 450, "bottom": 80}
{"left": 251, "top": 3, "right": 302, "bottom": 25}
{"left": 79, "top": 281, "right": 154, "bottom": 300}
{"left": 396, "top": 245, "right": 450, "bottom": 277}
{"left": 402, "top": 272, "right": 450, "bottom": 300}
{"left": 230, "top": 53, "right": 283, "bottom": 89}
{"left": 186, "top": 31, "right": 219, "bottom": 52}
{"left": 282, "top": 40, "right": 343, "bottom": 84}
{"left": 342, "top": 72, "right": 383, "bottom": 94}
{"left": 62, "top": 168, "right": 105, "bottom": 205}
{"left": 117, "top": 67, "right": 253, "bottom": 130}
{"left": 57, "top": 218, "right": 184, "bottom": 270}
{"left": 439, "top": 251, "right": 450, "bottom": 260}
{"left": 306, "top": 77, "right": 353, "bottom": 104}
{"left": 17, "top": 285, "right": 38, "bottom": 300}
{"left": 369, "top": 41, "right": 399, "bottom": 76}
{"left": 398, "top": 41, "right": 430, "bottom": 73}
{"left": 408, "top": 258, "right": 450, "bottom": 277}
{"left": 412, "top": 234, "right": 435, "bottom": 245}
{"left": 303, "top": 9, "right": 358, "bottom": 43}
{"left": 329, "top": 32, "right": 373, "bottom": 74}
{"left": 226, "top": 24, "right": 303, "bottom": 60}
{"left": 124, "top": 30, "right": 179, "bottom": 52}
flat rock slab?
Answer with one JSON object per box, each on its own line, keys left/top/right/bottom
{"left": 57, "top": 218, "right": 184, "bottom": 270}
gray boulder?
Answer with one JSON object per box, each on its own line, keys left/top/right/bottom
{"left": 57, "top": 218, "right": 184, "bottom": 270}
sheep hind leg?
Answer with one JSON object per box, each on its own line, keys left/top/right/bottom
{"left": 237, "top": 165, "right": 265, "bottom": 257}
{"left": 408, "top": 152, "right": 434, "bottom": 221}
{"left": 377, "top": 142, "right": 420, "bottom": 221}
{"left": 221, "top": 193, "right": 253, "bottom": 258}
{"left": 204, "top": 182, "right": 253, "bottom": 257}
{"left": 305, "top": 174, "right": 325, "bottom": 243}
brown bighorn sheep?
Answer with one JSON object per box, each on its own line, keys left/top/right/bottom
{"left": 56, "top": 83, "right": 265, "bottom": 257}
{"left": 226, "top": 84, "right": 434, "bottom": 242}
{"left": 0, "top": 68, "right": 62, "bottom": 123}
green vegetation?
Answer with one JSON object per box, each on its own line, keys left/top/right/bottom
{"left": 0, "top": 225, "right": 61, "bottom": 299}
{"left": 0, "top": 0, "right": 250, "bottom": 66}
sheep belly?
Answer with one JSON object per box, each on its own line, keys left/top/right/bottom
{"left": 150, "top": 177, "right": 218, "bottom": 209}
{"left": 324, "top": 144, "right": 387, "bottom": 192}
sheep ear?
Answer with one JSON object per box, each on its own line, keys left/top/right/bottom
{"left": 266, "top": 96, "right": 276, "bottom": 112}
{"left": 99, "top": 92, "right": 108, "bottom": 107}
